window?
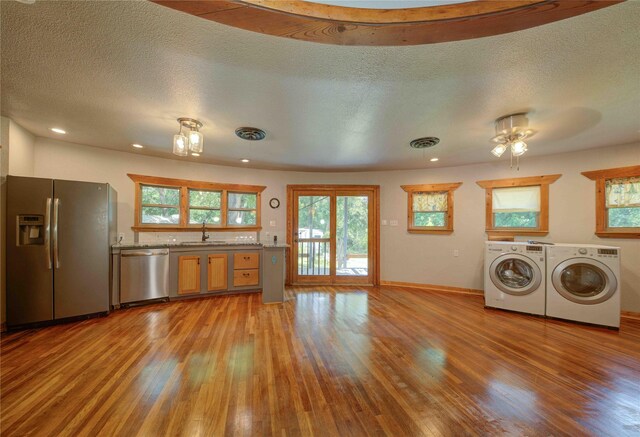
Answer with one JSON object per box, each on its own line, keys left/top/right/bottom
{"left": 401, "top": 182, "right": 462, "bottom": 233}
{"left": 189, "top": 189, "right": 221, "bottom": 225}
{"left": 129, "top": 174, "right": 265, "bottom": 231}
{"left": 227, "top": 192, "right": 257, "bottom": 226}
{"left": 582, "top": 165, "right": 640, "bottom": 238}
{"left": 492, "top": 186, "right": 540, "bottom": 229}
{"left": 140, "top": 185, "right": 180, "bottom": 224}
{"left": 476, "top": 174, "right": 561, "bottom": 236}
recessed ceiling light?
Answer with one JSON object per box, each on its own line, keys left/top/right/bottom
{"left": 50, "top": 128, "right": 66, "bottom": 134}
{"left": 241, "top": 159, "right": 250, "bottom": 163}
{"left": 131, "top": 143, "right": 143, "bottom": 149}
{"left": 430, "top": 157, "right": 439, "bottom": 162}
{"left": 191, "top": 153, "right": 200, "bottom": 157}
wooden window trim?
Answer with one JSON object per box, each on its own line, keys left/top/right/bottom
{"left": 581, "top": 165, "right": 640, "bottom": 239}
{"left": 401, "top": 182, "right": 462, "bottom": 234}
{"left": 129, "top": 174, "right": 266, "bottom": 232}
{"left": 476, "top": 174, "right": 561, "bottom": 237}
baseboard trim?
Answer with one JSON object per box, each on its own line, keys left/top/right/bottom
{"left": 621, "top": 311, "right": 640, "bottom": 321}
{"left": 380, "top": 280, "right": 483, "bottom": 296}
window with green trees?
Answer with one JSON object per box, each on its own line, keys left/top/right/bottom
{"left": 492, "top": 186, "right": 540, "bottom": 229}
{"left": 129, "top": 173, "right": 265, "bottom": 231}
{"left": 189, "top": 189, "right": 221, "bottom": 225}
{"left": 401, "top": 182, "right": 462, "bottom": 233}
{"left": 140, "top": 185, "right": 180, "bottom": 224}
{"left": 476, "top": 174, "right": 561, "bottom": 236}
{"left": 582, "top": 166, "right": 640, "bottom": 238}
{"left": 606, "top": 177, "right": 640, "bottom": 228}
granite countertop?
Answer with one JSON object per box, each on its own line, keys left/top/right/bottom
{"left": 262, "top": 243, "right": 289, "bottom": 248}
{"left": 112, "top": 241, "right": 263, "bottom": 250}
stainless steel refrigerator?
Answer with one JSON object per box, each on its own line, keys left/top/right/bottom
{"left": 6, "top": 176, "right": 117, "bottom": 327}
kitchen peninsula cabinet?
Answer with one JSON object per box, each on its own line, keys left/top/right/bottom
{"left": 111, "top": 242, "right": 271, "bottom": 307}
{"left": 168, "top": 245, "right": 262, "bottom": 298}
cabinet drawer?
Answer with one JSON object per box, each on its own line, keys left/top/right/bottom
{"left": 233, "top": 269, "right": 260, "bottom": 287}
{"left": 234, "top": 252, "right": 260, "bottom": 270}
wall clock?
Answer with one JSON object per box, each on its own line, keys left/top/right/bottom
{"left": 269, "top": 198, "right": 280, "bottom": 209}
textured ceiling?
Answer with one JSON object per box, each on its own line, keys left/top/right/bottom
{"left": 1, "top": 0, "right": 639, "bottom": 171}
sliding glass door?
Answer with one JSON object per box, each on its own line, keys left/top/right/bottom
{"left": 290, "top": 186, "right": 378, "bottom": 285}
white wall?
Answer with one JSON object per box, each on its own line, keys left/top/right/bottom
{"left": 7, "top": 120, "right": 35, "bottom": 176}
{"left": 32, "top": 138, "right": 640, "bottom": 312}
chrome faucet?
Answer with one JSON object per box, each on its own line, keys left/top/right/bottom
{"left": 201, "top": 222, "right": 210, "bottom": 242}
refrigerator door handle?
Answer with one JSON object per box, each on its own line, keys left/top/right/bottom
{"left": 45, "top": 198, "right": 52, "bottom": 269}
{"left": 53, "top": 198, "right": 60, "bottom": 269}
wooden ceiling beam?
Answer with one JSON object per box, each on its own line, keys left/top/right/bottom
{"left": 150, "top": 0, "right": 623, "bottom": 46}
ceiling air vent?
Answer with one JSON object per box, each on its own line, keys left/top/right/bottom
{"left": 410, "top": 137, "right": 440, "bottom": 149}
{"left": 235, "top": 127, "right": 266, "bottom": 141}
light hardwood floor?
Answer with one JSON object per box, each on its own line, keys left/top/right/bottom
{"left": 2, "top": 286, "right": 640, "bottom": 436}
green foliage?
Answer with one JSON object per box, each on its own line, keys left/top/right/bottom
{"left": 228, "top": 193, "right": 257, "bottom": 209}
{"left": 608, "top": 207, "right": 640, "bottom": 228}
{"left": 337, "top": 196, "right": 368, "bottom": 257}
{"left": 141, "top": 207, "right": 179, "bottom": 224}
{"left": 228, "top": 211, "right": 257, "bottom": 226}
{"left": 189, "top": 209, "right": 221, "bottom": 225}
{"left": 298, "top": 196, "right": 330, "bottom": 237}
{"left": 494, "top": 212, "right": 538, "bottom": 228}
{"left": 189, "top": 190, "right": 221, "bottom": 208}
{"left": 414, "top": 212, "right": 446, "bottom": 227}
{"left": 141, "top": 185, "right": 179, "bottom": 205}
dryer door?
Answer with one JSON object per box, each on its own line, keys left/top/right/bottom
{"left": 551, "top": 258, "right": 617, "bottom": 305}
{"left": 489, "top": 254, "right": 542, "bottom": 296}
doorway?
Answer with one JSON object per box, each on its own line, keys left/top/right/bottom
{"left": 286, "top": 185, "right": 380, "bottom": 286}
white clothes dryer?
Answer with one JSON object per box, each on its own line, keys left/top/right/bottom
{"left": 545, "top": 244, "right": 621, "bottom": 328}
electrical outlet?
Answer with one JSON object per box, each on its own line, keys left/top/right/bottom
{"left": 453, "top": 249, "right": 459, "bottom": 257}
{"left": 381, "top": 219, "right": 388, "bottom": 226}
{"left": 118, "top": 232, "right": 125, "bottom": 242}
{"left": 390, "top": 220, "right": 398, "bottom": 226}
{"left": 269, "top": 220, "right": 276, "bottom": 227}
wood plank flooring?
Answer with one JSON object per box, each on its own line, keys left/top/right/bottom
{"left": 2, "top": 285, "right": 640, "bottom": 436}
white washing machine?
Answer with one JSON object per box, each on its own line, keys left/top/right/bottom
{"left": 546, "top": 244, "right": 621, "bottom": 328}
{"left": 484, "top": 241, "right": 547, "bottom": 316}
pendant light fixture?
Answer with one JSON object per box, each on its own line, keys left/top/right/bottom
{"left": 489, "top": 113, "right": 535, "bottom": 170}
{"left": 173, "top": 117, "right": 204, "bottom": 156}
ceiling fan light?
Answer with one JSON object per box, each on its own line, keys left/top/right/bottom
{"left": 173, "top": 134, "right": 188, "bottom": 156}
{"left": 491, "top": 144, "right": 507, "bottom": 157}
{"left": 511, "top": 140, "right": 527, "bottom": 156}
{"left": 188, "top": 129, "right": 203, "bottom": 153}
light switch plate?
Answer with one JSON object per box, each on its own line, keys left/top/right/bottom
{"left": 381, "top": 219, "right": 388, "bottom": 226}
{"left": 453, "top": 249, "right": 459, "bottom": 257}
{"left": 390, "top": 220, "right": 398, "bottom": 226}
{"left": 269, "top": 220, "right": 276, "bottom": 227}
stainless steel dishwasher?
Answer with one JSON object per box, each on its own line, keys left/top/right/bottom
{"left": 120, "top": 249, "right": 169, "bottom": 304}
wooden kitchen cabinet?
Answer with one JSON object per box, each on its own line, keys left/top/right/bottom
{"left": 178, "top": 255, "right": 201, "bottom": 295}
{"left": 233, "top": 252, "right": 260, "bottom": 270}
{"left": 207, "top": 254, "right": 228, "bottom": 291}
{"left": 233, "top": 252, "right": 260, "bottom": 287}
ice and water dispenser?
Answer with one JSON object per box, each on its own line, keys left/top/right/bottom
{"left": 16, "top": 215, "right": 45, "bottom": 246}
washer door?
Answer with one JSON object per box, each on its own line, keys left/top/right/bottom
{"left": 489, "top": 254, "right": 542, "bottom": 296}
{"left": 551, "top": 258, "right": 617, "bottom": 305}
